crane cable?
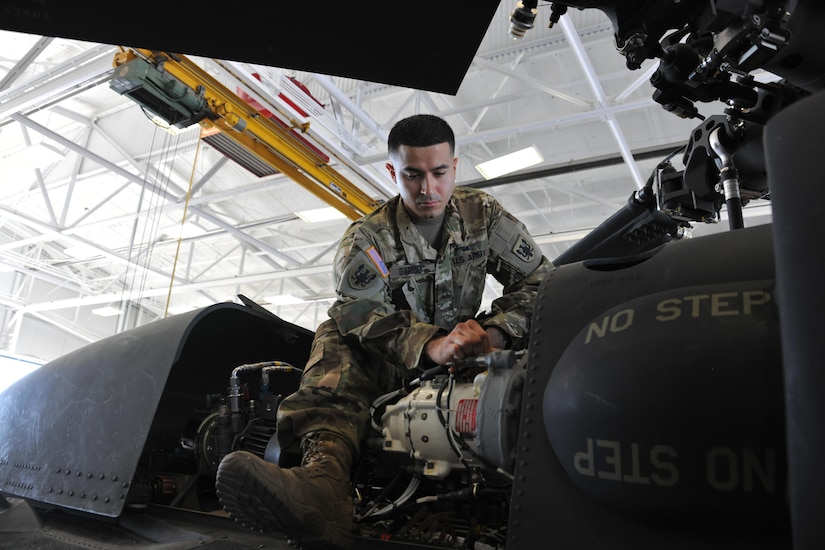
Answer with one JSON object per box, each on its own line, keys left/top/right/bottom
{"left": 164, "top": 136, "right": 202, "bottom": 318}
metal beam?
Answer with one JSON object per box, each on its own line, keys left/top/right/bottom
{"left": 117, "top": 49, "right": 381, "bottom": 220}
{"left": 559, "top": 16, "right": 646, "bottom": 189}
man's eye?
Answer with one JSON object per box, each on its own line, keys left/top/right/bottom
{"left": 434, "top": 171, "right": 447, "bottom": 177}
{"left": 404, "top": 173, "right": 420, "bottom": 179}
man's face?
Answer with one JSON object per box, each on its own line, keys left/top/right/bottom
{"left": 386, "top": 142, "right": 457, "bottom": 219}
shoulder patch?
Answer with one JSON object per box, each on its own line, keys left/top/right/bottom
{"left": 512, "top": 235, "right": 537, "bottom": 264}
{"left": 337, "top": 248, "right": 386, "bottom": 298}
{"left": 504, "top": 231, "right": 542, "bottom": 274}
{"left": 489, "top": 215, "right": 543, "bottom": 276}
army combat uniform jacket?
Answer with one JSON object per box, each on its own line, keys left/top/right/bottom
{"left": 332, "top": 186, "right": 552, "bottom": 365}
{"left": 276, "top": 187, "right": 554, "bottom": 454}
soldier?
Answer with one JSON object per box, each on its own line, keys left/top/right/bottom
{"left": 215, "top": 114, "right": 554, "bottom": 549}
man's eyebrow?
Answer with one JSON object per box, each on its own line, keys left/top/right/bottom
{"left": 403, "top": 164, "right": 449, "bottom": 172}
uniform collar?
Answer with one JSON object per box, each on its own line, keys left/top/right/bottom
{"left": 395, "top": 198, "right": 443, "bottom": 262}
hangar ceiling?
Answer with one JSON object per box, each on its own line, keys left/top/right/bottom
{"left": 0, "top": 2, "right": 772, "bottom": 360}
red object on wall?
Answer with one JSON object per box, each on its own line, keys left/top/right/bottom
{"left": 236, "top": 74, "right": 329, "bottom": 163}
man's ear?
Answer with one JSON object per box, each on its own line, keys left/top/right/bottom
{"left": 385, "top": 162, "right": 396, "bottom": 181}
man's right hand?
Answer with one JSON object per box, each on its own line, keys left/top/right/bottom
{"left": 424, "top": 319, "right": 492, "bottom": 365}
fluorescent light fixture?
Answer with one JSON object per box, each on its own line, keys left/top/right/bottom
{"left": 6, "top": 142, "right": 65, "bottom": 167}
{"left": 265, "top": 294, "right": 305, "bottom": 306}
{"left": 296, "top": 206, "right": 346, "bottom": 223}
{"left": 162, "top": 222, "right": 207, "bottom": 239}
{"left": 0, "top": 353, "right": 45, "bottom": 394}
{"left": 534, "top": 229, "right": 593, "bottom": 245}
{"left": 92, "top": 306, "right": 121, "bottom": 317}
{"left": 475, "top": 146, "right": 543, "bottom": 180}
{"left": 64, "top": 244, "right": 102, "bottom": 259}
{"left": 167, "top": 304, "right": 198, "bottom": 315}
{"left": 150, "top": 114, "right": 187, "bottom": 135}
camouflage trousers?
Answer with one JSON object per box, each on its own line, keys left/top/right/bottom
{"left": 276, "top": 318, "right": 410, "bottom": 459}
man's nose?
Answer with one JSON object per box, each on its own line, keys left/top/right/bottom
{"left": 420, "top": 175, "right": 431, "bottom": 195}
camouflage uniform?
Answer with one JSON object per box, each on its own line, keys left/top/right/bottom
{"left": 276, "top": 187, "right": 553, "bottom": 456}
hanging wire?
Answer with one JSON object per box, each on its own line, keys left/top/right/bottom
{"left": 164, "top": 135, "right": 202, "bottom": 318}
{"left": 117, "top": 144, "right": 151, "bottom": 332}
{"left": 118, "top": 126, "right": 180, "bottom": 330}
{"left": 136, "top": 134, "right": 168, "bottom": 297}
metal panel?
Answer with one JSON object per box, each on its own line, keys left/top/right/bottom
{"left": 0, "top": 301, "right": 313, "bottom": 517}
{"left": 511, "top": 224, "right": 790, "bottom": 548}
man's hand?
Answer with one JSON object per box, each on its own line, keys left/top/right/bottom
{"left": 485, "top": 325, "right": 509, "bottom": 350}
{"left": 424, "top": 319, "right": 495, "bottom": 365}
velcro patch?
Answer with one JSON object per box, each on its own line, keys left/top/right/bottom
{"left": 338, "top": 248, "right": 386, "bottom": 298}
{"left": 349, "top": 261, "right": 378, "bottom": 289}
{"left": 512, "top": 236, "right": 536, "bottom": 263}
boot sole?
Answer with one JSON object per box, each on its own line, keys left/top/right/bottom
{"left": 215, "top": 451, "right": 352, "bottom": 550}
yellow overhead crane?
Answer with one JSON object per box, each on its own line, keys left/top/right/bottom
{"left": 110, "top": 48, "right": 381, "bottom": 220}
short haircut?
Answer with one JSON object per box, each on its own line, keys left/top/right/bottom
{"left": 388, "top": 114, "right": 455, "bottom": 157}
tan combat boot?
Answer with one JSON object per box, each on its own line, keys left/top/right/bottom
{"left": 215, "top": 432, "right": 354, "bottom": 550}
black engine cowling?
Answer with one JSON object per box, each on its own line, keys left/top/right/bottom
{"left": 510, "top": 223, "right": 788, "bottom": 548}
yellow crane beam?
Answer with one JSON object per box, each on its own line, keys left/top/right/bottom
{"left": 112, "top": 49, "right": 381, "bottom": 220}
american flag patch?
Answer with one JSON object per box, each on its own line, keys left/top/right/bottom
{"left": 365, "top": 246, "right": 389, "bottom": 277}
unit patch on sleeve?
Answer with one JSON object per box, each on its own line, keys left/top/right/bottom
{"left": 337, "top": 247, "right": 387, "bottom": 298}
{"left": 489, "top": 216, "right": 543, "bottom": 275}
{"left": 501, "top": 231, "right": 542, "bottom": 275}
{"left": 512, "top": 236, "right": 536, "bottom": 263}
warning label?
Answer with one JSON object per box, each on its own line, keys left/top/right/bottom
{"left": 455, "top": 399, "right": 478, "bottom": 434}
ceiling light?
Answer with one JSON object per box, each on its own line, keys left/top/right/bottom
{"left": 296, "top": 207, "right": 347, "bottom": 223}
{"left": 161, "top": 222, "right": 207, "bottom": 239}
{"left": 5, "top": 142, "right": 65, "bottom": 167}
{"left": 0, "top": 353, "right": 44, "bottom": 394}
{"left": 475, "top": 146, "right": 544, "bottom": 180}
{"left": 167, "top": 304, "right": 198, "bottom": 315}
{"left": 149, "top": 114, "right": 187, "bottom": 135}
{"left": 91, "top": 306, "right": 121, "bottom": 317}
{"left": 265, "top": 294, "right": 305, "bottom": 306}
{"left": 64, "top": 244, "right": 102, "bottom": 259}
